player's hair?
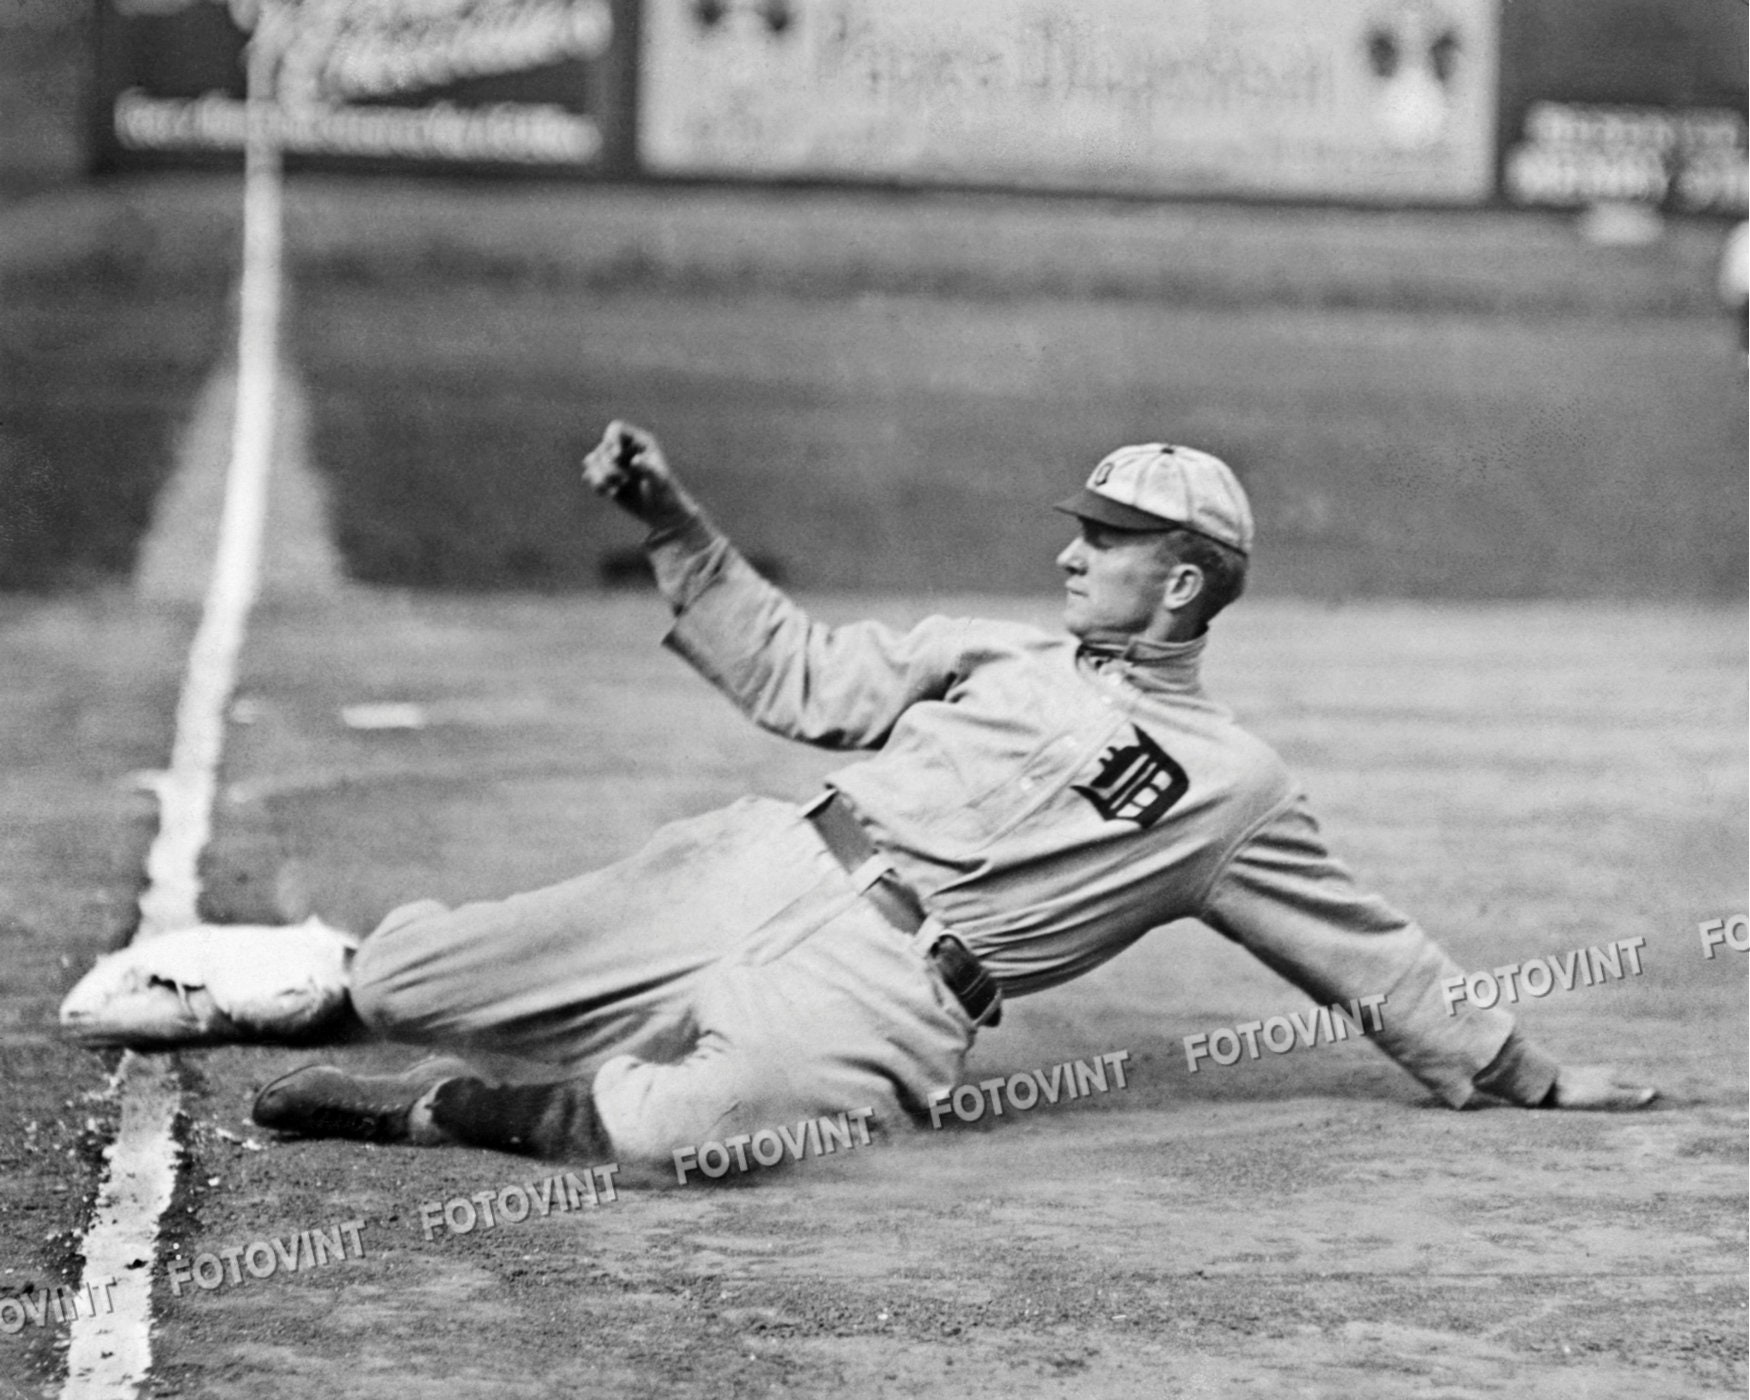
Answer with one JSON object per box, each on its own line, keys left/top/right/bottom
{"left": 1158, "top": 527, "right": 1248, "bottom": 629}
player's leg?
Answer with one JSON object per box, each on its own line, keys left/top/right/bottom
{"left": 254, "top": 806, "right": 978, "bottom": 1163}
{"left": 305, "top": 892, "right": 978, "bottom": 1170}
{"left": 254, "top": 1051, "right": 615, "bottom": 1156}
{"left": 252, "top": 937, "right": 914, "bottom": 1164}
{"left": 254, "top": 1054, "right": 477, "bottom": 1144}
{"left": 584, "top": 901, "right": 977, "bottom": 1168}
{"left": 253, "top": 798, "right": 823, "bottom": 1147}
{"left": 346, "top": 795, "right": 820, "bottom": 1070}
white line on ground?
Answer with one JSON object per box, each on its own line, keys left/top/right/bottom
{"left": 60, "top": 40, "right": 284, "bottom": 1399}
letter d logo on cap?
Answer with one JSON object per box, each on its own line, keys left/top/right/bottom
{"left": 1057, "top": 442, "right": 1254, "bottom": 554}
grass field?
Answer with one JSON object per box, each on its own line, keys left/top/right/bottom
{"left": 3, "top": 177, "right": 1745, "bottom": 595}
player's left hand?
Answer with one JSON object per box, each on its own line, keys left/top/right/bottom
{"left": 1548, "top": 1063, "right": 1657, "bottom": 1110}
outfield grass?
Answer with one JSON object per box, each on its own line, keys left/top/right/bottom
{"left": 0, "top": 0, "right": 88, "bottom": 202}
{"left": 298, "top": 283, "right": 1746, "bottom": 598}
{"left": 0, "top": 185, "right": 235, "bottom": 589}
{"left": 3, "top": 176, "right": 1743, "bottom": 599}
{"left": 279, "top": 178, "right": 1733, "bottom": 318}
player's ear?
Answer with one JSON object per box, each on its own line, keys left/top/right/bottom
{"left": 1163, "top": 560, "right": 1206, "bottom": 614}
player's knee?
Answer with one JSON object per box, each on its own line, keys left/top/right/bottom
{"left": 348, "top": 900, "right": 451, "bottom": 1036}
{"left": 590, "top": 1051, "right": 752, "bottom": 1168}
{"left": 345, "top": 947, "right": 408, "bottom": 1037}
{"left": 369, "top": 898, "right": 452, "bottom": 941}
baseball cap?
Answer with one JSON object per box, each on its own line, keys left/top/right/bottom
{"left": 1055, "top": 443, "right": 1254, "bottom": 555}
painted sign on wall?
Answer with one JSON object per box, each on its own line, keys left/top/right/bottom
{"left": 1497, "top": 0, "right": 1747, "bottom": 215}
{"left": 95, "top": 0, "right": 632, "bottom": 172}
{"left": 638, "top": 0, "right": 1501, "bottom": 204}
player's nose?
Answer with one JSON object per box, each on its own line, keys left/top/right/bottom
{"left": 1056, "top": 537, "right": 1086, "bottom": 572}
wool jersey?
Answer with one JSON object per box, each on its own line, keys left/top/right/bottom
{"left": 648, "top": 516, "right": 1557, "bottom": 1109}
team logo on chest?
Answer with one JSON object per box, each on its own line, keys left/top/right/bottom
{"left": 1072, "top": 726, "right": 1189, "bottom": 829}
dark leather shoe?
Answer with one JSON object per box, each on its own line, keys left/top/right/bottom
{"left": 253, "top": 1056, "right": 474, "bottom": 1143}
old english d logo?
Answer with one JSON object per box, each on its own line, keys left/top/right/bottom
{"left": 1072, "top": 727, "right": 1189, "bottom": 829}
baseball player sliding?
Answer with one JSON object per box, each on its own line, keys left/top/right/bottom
{"left": 244, "top": 423, "right": 1654, "bottom": 1163}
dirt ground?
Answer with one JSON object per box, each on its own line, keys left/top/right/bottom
{"left": 4, "top": 587, "right": 1742, "bottom": 1399}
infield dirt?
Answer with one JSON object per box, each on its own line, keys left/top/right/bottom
{"left": 3, "top": 585, "right": 1742, "bottom": 1399}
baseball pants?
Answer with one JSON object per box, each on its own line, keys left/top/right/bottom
{"left": 348, "top": 796, "right": 977, "bottom": 1164}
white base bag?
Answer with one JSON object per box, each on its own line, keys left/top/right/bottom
{"left": 59, "top": 917, "right": 358, "bottom": 1047}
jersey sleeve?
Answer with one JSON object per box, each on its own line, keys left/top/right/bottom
{"left": 644, "top": 514, "right": 966, "bottom": 750}
{"left": 1201, "top": 794, "right": 1559, "bottom": 1108}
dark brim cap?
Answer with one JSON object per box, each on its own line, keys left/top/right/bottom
{"left": 1056, "top": 443, "right": 1255, "bottom": 554}
{"left": 1053, "top": 488, "right": 1176, "bottom": 533}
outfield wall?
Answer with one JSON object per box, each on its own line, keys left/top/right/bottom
{"left": 74, "top": 0, "right": 1748, "bottom": 214}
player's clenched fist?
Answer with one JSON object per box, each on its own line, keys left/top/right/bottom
{"left": 582, "top": 420, "right": 699, "bottom": 531}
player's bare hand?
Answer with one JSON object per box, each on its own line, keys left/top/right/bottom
{"left": 1548, "top": 1064, "right": 1657, "bottom": 1110}
{"left": 582, "top": 420, "right": 698, "bottom": 529}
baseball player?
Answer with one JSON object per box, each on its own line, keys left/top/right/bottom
{"left": 252, "top": 422, "right": 1655, "bottom": 1164}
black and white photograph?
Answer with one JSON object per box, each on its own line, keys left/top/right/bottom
{"left": 2, "top": 1, "right": 1745, "bottom": 1396}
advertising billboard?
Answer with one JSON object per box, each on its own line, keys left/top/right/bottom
{"left": 94, "top": 0, "right": 634, "bottom": 174}
{"left": 638, "top": 0, "right": 1501, "bottom": 204}
{"left": 1497, "top": 0, "right": 1748, "bottom": 216}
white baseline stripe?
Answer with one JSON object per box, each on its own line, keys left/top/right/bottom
{"left": 61, "top": 76, "right": 284, "bottom": 1400}
{"left": 138, "top": 124, "right": 282, "bottom": 942}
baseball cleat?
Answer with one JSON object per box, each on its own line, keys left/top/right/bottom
{"left": 60, "top": 917, "right": 358, "bottom": 1048}
{"left": 253, "top": 1056, "right": 475, "bottom": 1144}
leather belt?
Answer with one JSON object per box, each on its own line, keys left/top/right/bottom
{"left": 803, "top": 790, "right": 1002, "bottom": 1028}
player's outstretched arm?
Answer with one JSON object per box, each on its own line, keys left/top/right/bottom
{"left": 579, "top": 416, "right": 965, "bottom": 750}
{"left": 1547, "top": 1063, "right": 1657, "bottom": 1110}
{"left": 581, "top": 419, "right": 702, "bottom": 533}
{"left": 1201, "top": 796, "right": 1660, "bottom": 1112}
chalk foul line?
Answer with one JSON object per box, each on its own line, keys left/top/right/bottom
{"left": 61, "top": 70, "right": 284, "bottom": 1400}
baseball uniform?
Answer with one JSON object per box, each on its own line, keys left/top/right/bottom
{"left": 348, "top": 510, "right": 1558, "bottom": 1165}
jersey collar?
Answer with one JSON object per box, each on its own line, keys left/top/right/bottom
{"left": 1075, "top": 630, "right": 1208, "bottom": 694}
